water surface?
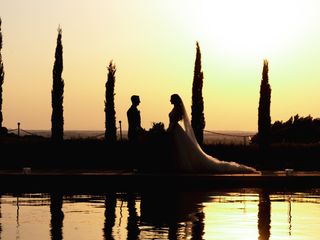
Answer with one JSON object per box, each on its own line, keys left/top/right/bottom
{"left": 0, "top": 189, "right": 319, "bottom": 239}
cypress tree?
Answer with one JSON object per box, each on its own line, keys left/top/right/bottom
{"left": 0, "top": 18, "right": 4, "bottom": 128}
{"left": 105, "top": 61, "right": 117, "bottom": 142}
{"left": 51, "top": 27, "right": 64, "bottom": 142}
{"left": 191, "top": 41, "right": 205, "bottom": 145}
{"left": 258, "top": 59, "right": 271, "bottom": 150}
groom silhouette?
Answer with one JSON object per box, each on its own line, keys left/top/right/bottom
{"left": 127, "top": 95, "right": 144, "bottom": 141}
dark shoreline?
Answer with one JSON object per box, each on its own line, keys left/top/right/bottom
{"left": 1, "top": 136, "right": 320, "bottom": 171}
{"left": 1, "top": 170, "right": 320, "bottom": 193}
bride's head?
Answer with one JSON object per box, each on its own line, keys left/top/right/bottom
{"left": 170, "top": 94, "right": 183, "bottom": 120}
{"left": 170, "top": 94, "right": 182, "bottom": 105}
{"left": 170, "top": 94, "right": 183, "bottom": 105}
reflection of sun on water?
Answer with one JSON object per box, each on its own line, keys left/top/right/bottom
{"left": 203, "top": 193, "right": 259, "bottom": 239}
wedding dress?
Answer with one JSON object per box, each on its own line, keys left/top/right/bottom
{"left": 167, "top": 98, "right": 258, "bottom": 173}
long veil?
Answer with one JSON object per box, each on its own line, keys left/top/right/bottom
{"left": 180, "top": 100, "right": 203, "bottom": 152}
{"left": 178, "top": 97, "right": 258, "bottom": 173}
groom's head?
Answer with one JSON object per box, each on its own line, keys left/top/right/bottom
{"left": 131, "top": 95, "right": 140, "bottom": 106}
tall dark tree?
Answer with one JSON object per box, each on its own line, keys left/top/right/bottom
{"left": 0, "top": 18, "right": 4, "bottom": 128}
{"left": 191, "top": 41, "right": 205, "bottom": 145}
{"left": 258, "top": 59, "right": 271, "bottom": 150}
{"left": 105, "top": 61, "right": 117, "bottom": 142}
{"left": 51, "top": 27, "right": 64, "bottom": 142}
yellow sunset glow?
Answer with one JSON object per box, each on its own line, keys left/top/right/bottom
{"left": 1, "top": 0, "right": 320, "bottom": 131}
{"left": 191, "top": 1, "right": 315, "bottom": 60}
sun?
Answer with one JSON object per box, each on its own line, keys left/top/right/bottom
{"left": 188, "top": 0, "right": 317, "bottom": 62}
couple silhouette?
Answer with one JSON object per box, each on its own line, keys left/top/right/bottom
{"left": 127, "top": 94, "right": 259, "bottom": 174}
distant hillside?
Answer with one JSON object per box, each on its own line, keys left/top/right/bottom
{"left": 204, "top": 130, "right": 256, "bottom": 145}
{"left": 6, "top": 129, "right": 256, "bottom": 145}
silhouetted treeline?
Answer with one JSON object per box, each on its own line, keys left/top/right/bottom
{"left": 51, "top": 27, "right": 64, "bottom": 142}
{"left": 0, "top": 18, "right": 4, "bottom": 129}
{"left": 191, "top": 41, "right": 205, "bottom": 145}
{"left": 252, "top": 114, "right": 320, "bottom": 144}
{"left": 2, "top": 133, "right": 320, "bottom": 171}
{"left": 105, "top": 61, "right": 117, "bottom": 142}
{"left": 258, "top": 59, "right": 271, "bottom": 150}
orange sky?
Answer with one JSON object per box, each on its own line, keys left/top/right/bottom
{"left": 1, "top": 0, "right": 320, "bottom": 131}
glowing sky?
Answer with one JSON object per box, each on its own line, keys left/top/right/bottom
{"left": 1, "top": 0, "right": 320, "bottom": 131}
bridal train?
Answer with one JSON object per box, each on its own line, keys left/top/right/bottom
{"left": 167, "top": 94, "right": 258, "bottom": 174}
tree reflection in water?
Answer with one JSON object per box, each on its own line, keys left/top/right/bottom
{"left": 103, "top": 193, "right": 117, "bottom": 240}
{"left": 287, "top": 194, "right": 292, "bottom": 236}
{"left": 50, "top": 193, "right": 64, "bottom": 240}
{"left": 0, "top": 195, "right": 2, "bottom": 240}
{"left": 258, "top": 190, "right": 271, "bottom": 240}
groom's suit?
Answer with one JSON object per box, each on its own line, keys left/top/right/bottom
{"left": 127, "top": 105, "right": 142, "bottom": 141}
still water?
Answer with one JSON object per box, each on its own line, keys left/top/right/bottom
{"left": 0, "top": 189, "right": 319, "bottom": 240}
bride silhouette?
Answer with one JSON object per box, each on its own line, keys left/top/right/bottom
{"left": 167, "top": 94, "right": 258, "bottom": 173}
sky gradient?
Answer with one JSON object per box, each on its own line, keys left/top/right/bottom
{"left": 1, "top": 0, "right": 320, "bottom": 131}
